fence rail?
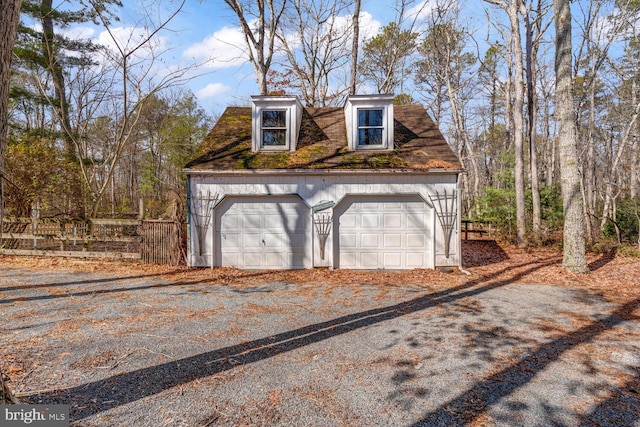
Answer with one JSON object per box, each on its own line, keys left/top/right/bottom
{"left": 1, "top": 217, "right": 183, "bottom": 264}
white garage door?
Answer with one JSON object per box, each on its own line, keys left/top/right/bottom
{"left": 215, "top": 196, "right": 311, "bottom": 269}
{"left": 335, "top": 195, "right": 433, "bottom": 269}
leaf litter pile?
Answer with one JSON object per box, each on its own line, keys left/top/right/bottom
{"left": 0, "top": 240, "right": 639, "bottom": 425}
{"left": 2, "top": 240, "right": 637, "bottom": 303}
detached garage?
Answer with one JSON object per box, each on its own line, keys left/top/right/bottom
{"left": 185, "top": 94, "right": 463, "bottom": 270}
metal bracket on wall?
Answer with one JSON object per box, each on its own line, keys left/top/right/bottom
{"left": 312, "top": 201, "right": 335, "bottom": 261}
{"left": 190, "top": 190, "right": 219, "bottom": 256}
{"left": 313, "top": 214, "right": 332, "bottom": 260}
{"left": 429, "top": 190, "right": 457, "bottom": 259}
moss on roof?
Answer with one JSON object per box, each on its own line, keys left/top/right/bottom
{"left": 185, "top": 104, "right": 462, "bottom": 171}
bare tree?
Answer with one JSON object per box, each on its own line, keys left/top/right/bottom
{"left": 223, "top": 0, "right": 288, "bottom": 95}
{"left": 484, "top": 0, "right": 527, "bottom": 247}
{"left": 554, "top": 0, "right": 588, "bottom": 273}
{"left": 276, "top": 0, "right": 353, "bottom": 106}
{"left": 416, "top": 3, "right": 480, "bottom": 214}
{"left": 523, "top": 0, "right": 552, "bottom": 240}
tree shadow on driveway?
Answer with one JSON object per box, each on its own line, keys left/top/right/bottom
{"left": 410, "top": 297, "right": 640, "bottom": 426}
{"left": 26, "top": 255, "right": 566, "bottom": 421}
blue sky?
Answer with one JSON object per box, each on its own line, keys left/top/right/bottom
{"left": 53, "top": 0, "right": 494, "bottom": 116}
{"left": 174, "top": 0, "right": 402, "bottom": 113}
{"left": 162, "top": 0, "right": 498, "bottom": 114}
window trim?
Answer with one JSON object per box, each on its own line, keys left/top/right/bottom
{"left": 356, "top": 107, "right": 385, "bottom": 148}
{"left": 344, "top": 94, "right": 394, "bottom": 152}
{"left": 251, "top": 96, "right": 302, "bottom": 153}
{"left": 260, "top": 108, "right": 289, "bottom": 149}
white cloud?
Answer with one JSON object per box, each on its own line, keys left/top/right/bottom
{"left": 405, "top": 0, "right": 438, "bottom": 23}
{"left": 64, "top": 26, "right": 96, "bottom": 40}
{"left": 358, "top": 11, "right": 383, "bottom": 41}
{"left": 183, "top": 25, "right": 248, "bottom": 69}
{"left": 196, "top": 82, "right": 231, "bottom": 99}
{"left": 332, "top": 11, "right": 382, "bottom": 43}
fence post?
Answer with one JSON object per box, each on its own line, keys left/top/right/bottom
{"left": 31, "top": 203, "right": 39, "bottom": 249}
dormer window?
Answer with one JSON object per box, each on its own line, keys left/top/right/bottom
{"left": 345, "top": 94, "right": 394, "bottom": 151}
{"left": 261, "top": 110, "right": 287, "bottom": 146}
{"left": 358, "top": 108, "right": 384, "bottom": 146}
{"left": 252, "top": 96, "right": 302, "bottom": 152}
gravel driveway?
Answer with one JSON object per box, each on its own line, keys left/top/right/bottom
{"left": 1, "top": 263, "right": 639, "bottom": 426}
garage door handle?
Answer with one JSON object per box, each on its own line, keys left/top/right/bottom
{"left": 262, "top": 239, "right": 265, "bottom": 246}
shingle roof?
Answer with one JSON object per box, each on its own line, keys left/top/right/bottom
{"left": 185, "top": 104, "right": 462, "bottom": 171}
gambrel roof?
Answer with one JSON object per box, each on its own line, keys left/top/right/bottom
{"left": 185, "top": 104, "right": 462, "bottom": 171}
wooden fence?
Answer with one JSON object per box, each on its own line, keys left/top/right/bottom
{"left": 0, "top": 217, "right": 183, "bottom": 265}
{"left": 138, "top": 220, "right": 184, "bottom": 265}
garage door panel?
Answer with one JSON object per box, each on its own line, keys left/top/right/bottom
{"left": 361, "top": 252, "right": 379, "bottom": 267}
{"left": 216, "top": 196, "right": 311, "bottom": 269}
{"left": 406, "top": 233, "right": 425, "bottom": 248}
{"left": 222, "top": 233, "right": 240, "bottom": 249}
{"left": 384, "top": 233, "right": 402, "bottom": 247}
{"left": 288, "top": 252, "right": 307, "bottom": 267}
{"left": 361, "top": 233, "right": 379, "bottom": 247}
{"left": 383, "top": 214, "right": 402, "bottom": 228}
{"left": 341, "top": 252, "right": 357, "bottom": 267}
{"left": 384, "top": 253, "right": 402, "bottom": 268}
{"left": 263, "top": 232, "right": 284, "bottom": 248}
{"left": 265, "top": 252, "right": 283, "bottom": 267}
{"left": 242, "top": 214, "right": 262, "bottom": 229}
{"left": 362, "top": 214, "right": 380, "bottom": 229}
{"left": 407, "top": 214, "right": 427, "bottom": 229}
{"left": 289, "top": 233, "right": 307, "bottom": 249}
{"left": 243, "top": 233, "right": 262, "bottom": 248}
{"left": 221, "top": 214, "right": 238, "bottom": 229}
{"left": 336, "top": 196, "right": 433, "bottom": 269}
{"left": 243, "top": 253, "right": 261, "bottom": 267}
{"left": 341, "top": 214, "right": 357, "bottom": 228}
{"left": 340, "top": 233, "right": 357, "bottom": 248}
{"left": 264, "top": 214, "right": 283, "bottom": 228}
{"left": 406, "top": 252, "right": 425, "bottom": 267}
{"left": 221, "top": 253, "right": 238, "bottom": 266}
{"left": 383, "top": 202, "right": 402, "bottom": 210}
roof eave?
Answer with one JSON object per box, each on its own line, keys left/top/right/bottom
{"left": 182, "top": 168, "right": 464, "bottom": 176}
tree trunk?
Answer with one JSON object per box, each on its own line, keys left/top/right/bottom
{"left": 350, "top": 0, "right": 361, "bottom": 95}
{"left": 508, "top": 1, "right": 528, "bottom": 247}
{"left": 554, "top": 0, "right": 588, "bottom": 273}
{"left": 524, "top": 5, "right": 541, "bottom": 239}
{"left": 0, "top": 0, "right": 23, "bottom": 405}
{"left": 584, "top": 77, "right": 597, "bottom": 245}
{"left": 41, "top": 0, "right": 75, "bottom": 160}
{"left": 1, "top": 0, "right": 22, "bottom": 228}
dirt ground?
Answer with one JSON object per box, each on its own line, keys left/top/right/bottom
{"left": 1, "top": 240, "right": 639, "bottom": 426}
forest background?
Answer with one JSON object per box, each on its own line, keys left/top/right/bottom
{"left": 1, "top": 0, "right": 640, "bottom": 265}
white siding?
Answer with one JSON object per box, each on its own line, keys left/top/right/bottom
{"left": 187, "top": 172, "right": 460, "bottom": 268}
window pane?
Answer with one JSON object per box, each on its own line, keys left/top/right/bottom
{"left": 263, "top": 129, "right": 287, "bottom": 146}
{"left": 358, "top": 109, "right": 383, "bottom": 127}
{"left": 262, "top": 110, "right": 286, "bottom": 127}
{"left": 358, "top": 128, "right": 383, "bottom": 145}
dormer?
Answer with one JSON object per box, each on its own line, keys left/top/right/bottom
{"left": 251, "top": 95, "right": 303, "bottom": 152}
{"left": 344, "top": 94, "right": 394, "bottom": 151}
